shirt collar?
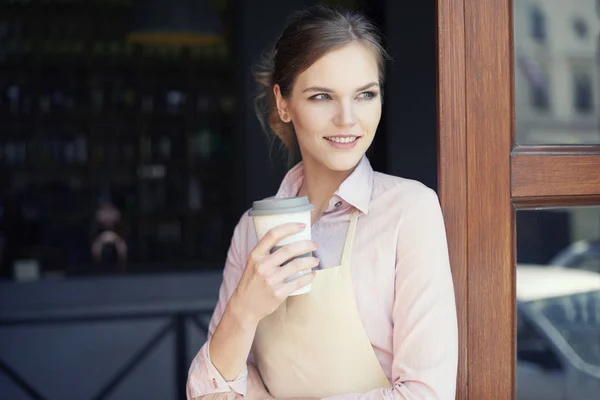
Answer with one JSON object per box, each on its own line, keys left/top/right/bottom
{"left": 275, "top": 156, "right": 374, "bottom": 215}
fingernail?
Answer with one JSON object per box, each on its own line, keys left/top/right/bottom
{"left": 312, "top": 241, "right": 319, "bottom": 248}
{"left": 297, "top": 223, "right": 307, "bottom": 229}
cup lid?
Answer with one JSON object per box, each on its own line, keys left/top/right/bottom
{"left": 249, "top": 196, "right": 314, "bottom": 216}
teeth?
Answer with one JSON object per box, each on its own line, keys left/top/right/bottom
{"left": 327, "top": 136, "right": 357, "bottom": 144}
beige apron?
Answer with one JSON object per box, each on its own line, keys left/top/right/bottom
{"left": 251, "top": 211, "right": 392, "bottom": 398}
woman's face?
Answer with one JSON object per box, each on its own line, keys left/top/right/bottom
{"left": 275, "top": 42, "right": 382, "bottom": 173}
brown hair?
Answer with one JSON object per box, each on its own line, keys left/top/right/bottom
{"left": 253, "top": 5, "right": 389, "bottom": 164}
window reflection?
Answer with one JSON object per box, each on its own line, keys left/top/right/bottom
{"left": 574, "top": 72, "right": 594, "bottom": 113}
{"left": 531, "top": 66, "right": 550, "bottom": 111}
{"left": 517, "top": 207, "right": 600, "bottom": 400}
{"left": 514, "top": 0, "right": 600, "bottom": 144}
{"left": 530, "top": 6, "right": 547, "bottom": 43}
{"left": 573, "top": 17, "right": 589, "bottom": 39}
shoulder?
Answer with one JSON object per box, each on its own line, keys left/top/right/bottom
{"left": 234, "top": 208, "right": 255, "bottom": 236}
{"left": 369, "top": 173, "right": 446, "bottom": 248}
{"left": 368, "top": 172, "right": 443, "bottom": 235}
{"left": 371, "top": 171, "right": 440, "bottom": 214}
{"left": 228, "top": 208, "right": 258, "bottom": 257}
{"left": 228, "top": 192, "right": 282, "bottom": 257}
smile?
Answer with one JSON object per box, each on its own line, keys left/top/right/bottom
{"left": 326, "top": 136, "right": 359, "bottom": 144}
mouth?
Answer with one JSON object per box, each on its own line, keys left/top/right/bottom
{"left": 324, "top": 135, "right": 361, "bottom": 149}
{"left": 324, "top": 135, "right": 360, "bottom": 144}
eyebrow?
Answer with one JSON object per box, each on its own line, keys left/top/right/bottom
{"left": 302, "top": 82, "right": 379, "bottom": 93}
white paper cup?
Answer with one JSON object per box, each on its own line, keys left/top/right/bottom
{"left": 249, "top": 196, "right": 314, "bottom": 296}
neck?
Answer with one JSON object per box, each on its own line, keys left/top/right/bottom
{"left": 298, "top": 159, "right": 356, "bottom": 223}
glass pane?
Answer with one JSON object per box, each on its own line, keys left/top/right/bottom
{"left": 516, "top": 207, "right": 600, "bottom": 399}
{"left": 0, "top": 2, "right": 238, "bottom": 279}
{"left": 514, "top": 0, "right": 600, "bottom": 144}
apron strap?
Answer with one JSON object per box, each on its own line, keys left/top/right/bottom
{"left": 341, "top": 211, "right": 360, "bottom": 266}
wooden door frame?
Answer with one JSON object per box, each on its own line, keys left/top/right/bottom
{"left": 438, "top": 0, "right": 515, "bottom": 398}
{"left": 437, "top": 0, "right": 600, "bottom": 399}
{"left": 437, "top": 0, "right": 469, "bottom": 398}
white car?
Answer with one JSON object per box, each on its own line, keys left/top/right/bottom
{"left": 516, "top": 265, "right": 600, "bottom": 400}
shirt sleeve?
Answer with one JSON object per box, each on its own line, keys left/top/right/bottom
{"left": 186, "top": 215, "right": 252, "bottom": 399}
{"left": 324, "top": 188, "right": 459, "bottom": 400}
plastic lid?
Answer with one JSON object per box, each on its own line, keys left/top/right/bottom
{"left": 248, "top": 196, "right": 314, "bottom": 216}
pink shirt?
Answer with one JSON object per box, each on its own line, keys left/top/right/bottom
{"left": 187, "top": 156, "right": 458, "bottom": 399}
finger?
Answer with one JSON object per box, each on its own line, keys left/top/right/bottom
{"left": 254, "top": 244, "right": 316, "bottom": 279}
{"left": 270, "top": 256, "right": 320, "bottom": 284}
{"left": 253, "top": 222, "right": 308, "bottom": 256}
{"left": 278, "top": 271, "right": 315, "bottom": 297}
{"left": 268, "top": 240, "right": 317, "bottom": 267}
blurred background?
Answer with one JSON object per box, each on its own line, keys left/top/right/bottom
{"left": 0, "top": 0, "right": 411, "bottom": 280}
{"left": 0, "top": 0, "right": 598, "bottom": 399}
{"left": 514, "top": 1, "right": 600, "bottom": 398}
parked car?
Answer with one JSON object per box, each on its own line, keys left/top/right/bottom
{"left": 516, "top": 265, "right": 600, "bottom": 400}
{"left": 549, "top": 239, "right": 600, "bottom": 274}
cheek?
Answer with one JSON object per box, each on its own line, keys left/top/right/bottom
{"left": 358, "top": 102, "right": 382, "bottom": 134}
{"left": 291, "top": 103, "right": 334, "bottom": 135}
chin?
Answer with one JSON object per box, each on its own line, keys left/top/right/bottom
{"left": 321, "top": 153, "right": 364, "bottom": 173}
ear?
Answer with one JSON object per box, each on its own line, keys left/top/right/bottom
{"left": 273, "top": 84, "right": 291, "bottom": 123}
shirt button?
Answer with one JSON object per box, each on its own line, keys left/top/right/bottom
{"left": 212, "top": 378, "right": 218, "bottom": 389}
{"left": 334, "top": 201, "right": 343, "bottom": 208}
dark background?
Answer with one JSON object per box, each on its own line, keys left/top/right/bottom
{"left": 0, "top": 1, "right": 440, "bottom": 399}
{"left": 0, "top": 0, "right": 439, "bottom": 280}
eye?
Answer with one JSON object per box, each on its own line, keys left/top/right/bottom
{"left": 357, "top": 91, "right": 378, "bottom": 100}
{"left": 309, "top": 93, "right": 331, "bottom": 101}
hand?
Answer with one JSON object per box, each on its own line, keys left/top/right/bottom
{"left": 230, "top": 222, "right": 319, "bottom": 326}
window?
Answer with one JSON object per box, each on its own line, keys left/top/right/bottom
{"left": 532, "top": 85, "right": 549, "bottom": 110}
{"left": 0, "top": 1, "right": 238, "bottom": 280}
{"left": 531, "top": 70, "right": 550, "bottom": 111}
{"left": 573, "top": 72, "right": 594, "bottom": 113}
{"left": 573, "top": 17, "right": 589, "bottom": 39}
{"left": 530, "top": 6, "right": 546, "bottom": 43}
{"left": 518, "top": 55, "right": 550, "bottom": 111}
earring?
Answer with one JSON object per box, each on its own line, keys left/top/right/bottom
{"left": 280, "top": 112, "right": 290, "bottom": 123}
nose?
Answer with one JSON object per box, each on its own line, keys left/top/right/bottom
{"left": 333, "top": 98, "right": 357, "bottom": 127}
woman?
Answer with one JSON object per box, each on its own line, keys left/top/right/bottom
{"left": 187, "top": 5, "right": 458, "bottom": 400}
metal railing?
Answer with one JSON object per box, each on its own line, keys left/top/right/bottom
{"left": 0, "top": 307, "right": 215, "bottom": 400}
